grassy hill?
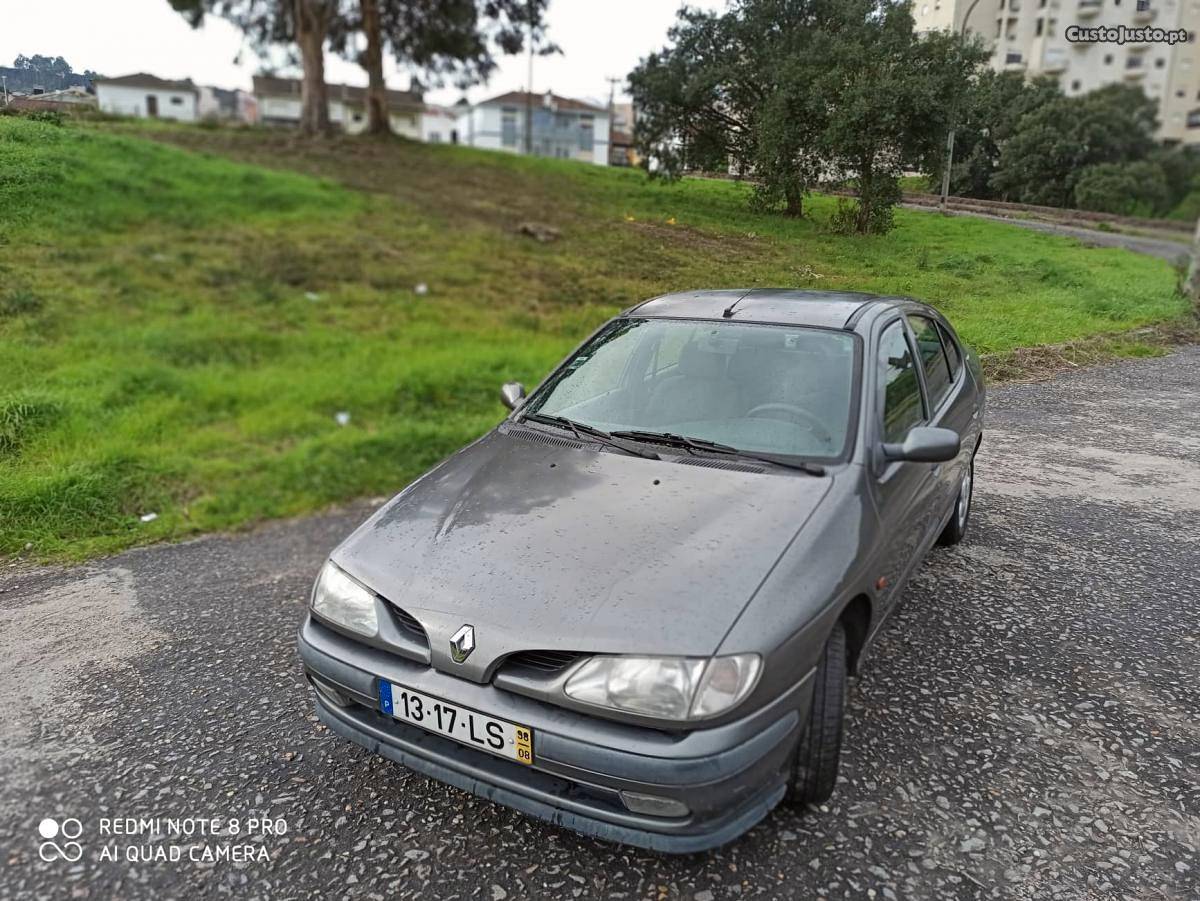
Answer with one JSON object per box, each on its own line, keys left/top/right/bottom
{"left": 0, "top": 116, "right": 1191, "bottom": 559}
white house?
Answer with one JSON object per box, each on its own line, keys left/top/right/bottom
{"left": 94, "top": 73, "right": 198, "bottom": 122}
{"left": 457, "top": 91, "right": 609, "bottom": 165}
{"left": 421, "top": 105, "right": 459, "bottom": 144}
{"left": 253, "top": 76, "right": 423, "bottom": 138}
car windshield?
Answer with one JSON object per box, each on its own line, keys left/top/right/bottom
{"left": 524, "top": 318, "right": 857, "bottom": 460}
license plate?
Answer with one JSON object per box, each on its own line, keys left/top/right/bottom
{"left": 378, "top": 681, "right": 533, "bottom": 765}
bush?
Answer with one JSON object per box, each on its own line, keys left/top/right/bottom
{"left": 0, "top": 288, "right": 43, "bottom": 317}
{"left": 825, "top": 191, "right": 896, "bottom": 236}
{"left": 826, "top": 198, "right": 861, "bottom": 235}
{"left": 0, "top": 108, "right": 66, "bottom": 125}
{"left": 1074, "top": 161, "right": 1169, "bottom": 217}
{"left": 1168, "top": 182, "right": 1200, "bottom": 222}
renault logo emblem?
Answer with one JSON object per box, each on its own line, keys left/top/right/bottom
{"left": 449, "top": 624, "right": 475, "bottom": 664}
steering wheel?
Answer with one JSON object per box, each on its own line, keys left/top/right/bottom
{"left": 744, "top": 403, "right": 834, "bottom": 447}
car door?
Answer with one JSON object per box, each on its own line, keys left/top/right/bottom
{"left": 905, "top": 313, "right": 974, "bottom": 544}
{"left": 870, "top": 318, "right": 934, "bottom": 617}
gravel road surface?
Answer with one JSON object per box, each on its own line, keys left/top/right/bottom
{"left": 2, "top": 350, "right": 1199, "bottom": 901}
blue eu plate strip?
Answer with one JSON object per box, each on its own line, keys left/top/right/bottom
{"left": 378, "top": 679, "right": 393, "bottom": 715}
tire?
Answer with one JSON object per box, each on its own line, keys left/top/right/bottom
{"left": 786, "top": 620, "right": 847, "bottom": 807}
{"left": 937, "top": 454, "right": 975, "bottom": 546}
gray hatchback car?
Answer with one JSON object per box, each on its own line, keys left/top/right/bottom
{"left": 298, "top": 289, "right": 985, "bottom": 852}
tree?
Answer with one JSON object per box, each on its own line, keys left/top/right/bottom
{"left": 1152, "top": 145, "right": 1200, "bottom": 217}
{"left": 358, "top": 0, "right": 387, "bottom": 133}
{"left": 1074, "top": 161, "right": 1169, "bottom": 217}
{"left": 991, "top": 84, "right": 1158, "bottom": 207}
{"left": 813, "top": 0, "right": 987, "bottom": 232}
{"left": 629, "top": 0, "right": 986, "bottom": 231}
{"left": 939, "top": 72, "right": 1059, "bottom": 199}
{"left": 628, "top": 10, "right": 755, "bottom": 187}
{"left": 169, "top": 0, "right": 342, "bottom": 136}
{"left": 338, "top": 0, "right": 554, "bottom": 136}
{"left": 13, "top": 54, "right": 71, "bottom": 78}
{"left": 7, "top": 54, "right": 94, "bottom": 91}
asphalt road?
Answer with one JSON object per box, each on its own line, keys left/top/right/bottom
{"left": 2, "top": 350, "right": 1199, "bottom": 901}
{"left": 902, "top": 205, "right": 1192, "bottom": 263}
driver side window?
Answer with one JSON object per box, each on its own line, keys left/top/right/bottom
{"left": 879, "top": 322, "right": 924, "bottom": 444}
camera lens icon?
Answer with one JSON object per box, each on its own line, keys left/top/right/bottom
{"left": 37, "top": 817, "right": 83, "bottom": 862}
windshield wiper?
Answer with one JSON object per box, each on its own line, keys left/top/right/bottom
{"left": 609, "top": 430, "right": 826, "bottom": 475}
{"left": 610, "top": 430, "right": 738, "bottom": 454}
{"left": 521, "top": 413, "right": 660, "bottom": 460}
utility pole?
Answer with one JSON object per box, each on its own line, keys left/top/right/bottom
{"left": 605, "top": 76, "right": 621, "bottom": 165}
{"left": 940, "top": 0, "right": 985, "bottom": 212}
{"left": 524, "top": 0, "right": 534, "bottom": 156}
{"left": 1187, "top": 214, "right": 1200, "bottom": 311}
{"left": 1, "top": 75, "right": 8, "bottom": 107}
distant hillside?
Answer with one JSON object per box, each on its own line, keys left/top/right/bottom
{"left": 1, "top": 54, "right": 98, "bottom": 95}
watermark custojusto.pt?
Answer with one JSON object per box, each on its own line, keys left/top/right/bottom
{"left": 35, "top": 815, "right": 289, "bottom": 865}
{"left": 1065, "top": 24, "right": 1188, "bottom": 45}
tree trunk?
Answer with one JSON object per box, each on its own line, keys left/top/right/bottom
{"left": 784, "top": 182, "right": 803, "bottom": 217}
{"left": 360, "top": 0, "right": 389, "bottom": 135}
{"left": 857, "top": 153, "right": 876, "bottom": 234}
{"left": 294, "top": 0, "right": 332, "bottom": 137}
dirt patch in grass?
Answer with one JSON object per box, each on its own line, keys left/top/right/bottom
{"left": 150, "top": 129, "right": 581, "bottom": 232}
{"left": 624, "top": 219, "right": 759, "bottom": 256}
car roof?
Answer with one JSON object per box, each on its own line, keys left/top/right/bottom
{"left": 625, "top": 289, "right": 909, "bottom": 331}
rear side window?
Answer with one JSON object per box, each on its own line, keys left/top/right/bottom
{"left": 937, "top": 322, "right": 962, "bottom": 376}
{"left": 907, "top": 315, "right": 953, "bottom": 408}
{"left": 879, "top": 322, "right": 924, "bottom": 443}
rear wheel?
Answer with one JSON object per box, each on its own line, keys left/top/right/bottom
{"left": 786, "top": 621, "right": 847, "bottom": 807}
{"left": 937, "top": 454, "right": 974, "bottom": 546}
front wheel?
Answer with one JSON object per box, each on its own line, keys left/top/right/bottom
{"left": 937, "top": 455, "right": 974, "bottom": 546}
{"left": 786, "top": 621, "right": 847, "bottom": 807}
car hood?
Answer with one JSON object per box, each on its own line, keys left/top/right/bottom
{"left": 332, "top": 426, "right": 832, "bottom": 678}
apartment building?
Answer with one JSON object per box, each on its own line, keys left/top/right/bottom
{"left": 913, "top": 0, "right": 1200, "bottom": 144}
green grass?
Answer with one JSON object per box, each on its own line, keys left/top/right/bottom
{"left": 0, "top": 117, "right": 1190, "bottom": 560}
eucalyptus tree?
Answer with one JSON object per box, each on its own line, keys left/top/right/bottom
{"left": 170, "top": 0, "right": 345, "bottom": 135}
{"left": 340, "top": 0, "right": 555, "bottom": 135}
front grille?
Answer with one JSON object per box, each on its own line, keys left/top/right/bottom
{"left": 389, "top": 604, "right": 430, "bottom": 647}
{"left": 504, "top": 649, "right": 585, "bottom": 673}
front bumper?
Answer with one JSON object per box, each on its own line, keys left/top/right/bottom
{"left": 298, "top": 616, "right": 813, "bottom": 853}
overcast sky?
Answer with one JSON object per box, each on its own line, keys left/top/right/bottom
{"left": 2, "top": 0, "right": 725, "bottom": 106}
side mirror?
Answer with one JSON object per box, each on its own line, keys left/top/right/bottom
{"left": 500, "top": 381, "right": 526, "bottom": 411}
{"left": 882, "top": 426, "right": 960, "bottom": 463}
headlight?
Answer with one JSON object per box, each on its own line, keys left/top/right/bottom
{"left": 310, "top": 560, "right": 378, "bottom": 638}
{"left": 564, "top": 654, "right": 761, "bottom": 721}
